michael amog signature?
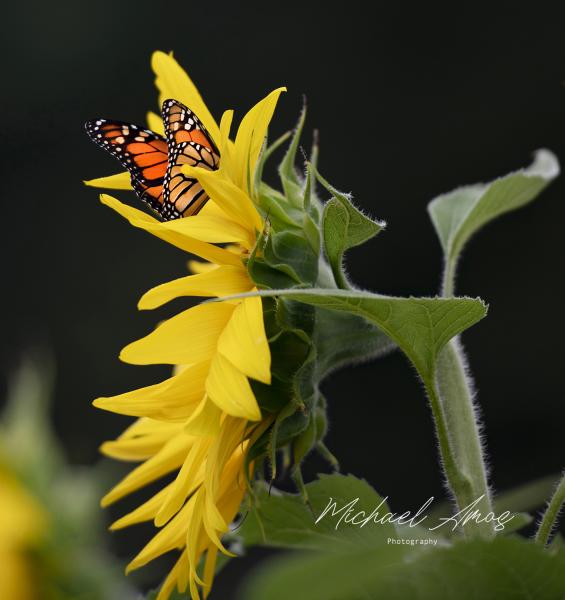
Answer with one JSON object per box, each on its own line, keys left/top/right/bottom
{"left": 315, "top": 495, "right": 514, "bottom": 533}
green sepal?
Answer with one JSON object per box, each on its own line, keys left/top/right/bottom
{"left": 263, "top": 230, "right": 319, "bottom": 285}
{"left": 248, "top": 257, "right": 299, "bottom": 290}
{"left": 292, "top": 410, "right": 317, "bottom": 466}
{"left": 254, "top": 130, "right": 292, "bottom": 195}
{"left": 291, "top": 346, "right": 318, "bottom": 410}
{"left": 268, "top": 331, "right": 312, "bottom": 382}
{"left": 267, "top": 403, "right": 309, "bottom": 480}
{"left": 258, "top": 183, "right": 304, "bottom": 228}
{"left": 278, "top": 105, "right": 307, "bottom": 208}
{"left": 247, "top": 407, "right": 309, "bottom": 469}
{"left": 313, "top": 396, "right": 328, "bottom": 442}
{"left": 275, "top": 297, "right": 316, "bottom": 338}
{"left": 252, "top": 376, "right": 295, "bottom": 414}
{"left": 301, "top": 167, "right": 321, "bottom": 255}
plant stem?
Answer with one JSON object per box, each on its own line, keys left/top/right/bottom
{"left": 435, "top": 254, "right": 493, "bottom": 537}
{"left": 430, "top": 339, "right": 494, "bottom": 538}
{"left": 441, "top": 258, "right": 456, "bottom": 298}
{"left": 535, "top": 472, "right": 565, "bottom": 547}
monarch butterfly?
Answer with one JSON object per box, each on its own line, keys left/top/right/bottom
{"left": 85, "top": 99, "right": 219, "bottom": 220}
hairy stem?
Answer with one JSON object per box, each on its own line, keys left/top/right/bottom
{"left": 535, "top": 471, "right": 565, "bottom": 547}
{"left": 430, "top": 339, "right": 494, "bottom": 538}
{"left": 441, "top": 257, "right": 457, "bottom": 298}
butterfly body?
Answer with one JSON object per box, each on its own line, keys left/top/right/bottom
{"left": 85, "top": 100, "right": 219, "bottom": 220}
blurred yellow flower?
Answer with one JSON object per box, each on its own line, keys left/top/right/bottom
{"left": 89, "top": 51, "right": 284, "bottom": 599}
{"left": 0, "top": 464, "right": 47, "bottom": 600}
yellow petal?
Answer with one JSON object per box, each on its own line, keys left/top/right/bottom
{"left": 100, "top": 194, "right": 241, "bottom": 267}
{"left": 119, "top": 417, "right": 178, "bottom": 439}
{"left": 202, "top": 419, "right": 246, "bottom": 540}
{"left": 218, "top": 109, "right": 235, "bottom": 181}
{"left": 234, "top": 87, "right": 286, "bottom": 194}
{"left": 128, "top": 494, "right": 197, "bottom": 572}
{"left": 181, "top": 166, "right": 262, "bottom": 234}
{"left": 94, "top": 360, "right": 209, "bottom": 421}
{"left": 160, "top": 213, "right": 255, "bottom": 248}
{"left": 110, "top": 483, "right": 172, "bottom": 530}
{"left": 184, "top": 395, "right": 222, "bottom": 437}
{"left": 147, "top": 111, "right": 165, "bottom": 135}
{"left": 138, "top": 265, "right": 251, "bottom": 309}
{"left": 199, "top": 196, "right": 232, "bottom": 219}
{"left": 152, "top": 51, "right": 220, "bottom": 144}
{"left": 120, "top": 303, "right": 235, "bottom": 365}
{"left": 176, "top": 552, "right": 191, "bottom": 596}
{"left": 101, "top": 433, "right": 193, "bottom": 507}
{"left": 188, "top": 260, "right": 217, "bottom": 274}
{"left": 203, "top": 546, "right": 219, "bottom": 599}
{"left": 84, "top": 171, "right": 132, "bottom": 189}
{"left": 156, "top": 550, "right": 188, "bottom": 600}
{"left": 217, "top": 296, "right": 271, "bottom": 384}
{"left": 0, "top": 470, "right": 47, "bottom": 546}
{"left": 186, "top": 492, "right": 208, "bottom": 585}
{"left": 155, "top": 438, "right": 210, "bottom": 527}
{"left": 187, "top": 245, "right": 242, "bottom": 275}
{"left": 100, "top": 430, "right": 173, "bottom": 461}
{"left": 206, "top": 353, "right": 261, "bottom": 420}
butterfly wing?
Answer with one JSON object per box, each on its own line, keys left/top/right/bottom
{"left": 85, "top": 119, "right": 168, "bottom": 217}
{"left": 161, "top": 99, "right": 220, "bottom": 219}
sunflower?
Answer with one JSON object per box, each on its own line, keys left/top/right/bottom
{"left": 0, "top": 463, "right": 47, "bottom": 600}
{"left": 88, "top": 51, "right": 284, "bottom": 599}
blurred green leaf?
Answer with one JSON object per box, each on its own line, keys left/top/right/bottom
{"left": 242, "top": 537, "right": 565, "bottom": 600}
{"left": 493, "top": 474, "right": 561, "bottom": 513}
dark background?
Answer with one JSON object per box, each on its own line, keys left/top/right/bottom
{"left": 2, "top": 2, "right": 565, "bottom": 597}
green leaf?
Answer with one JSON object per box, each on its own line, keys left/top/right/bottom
{"left": 314, "top": 166, "right": 384, "bottom": 289}
{"left": 242, "top": 537, "right": 565, "bottom": 600}
{"left": 428, "top": 149, "right": 559, "bottom": 295}
{"left": 239, "top": 473, "right": 395, "bottom": 551}
{"left": 220, "top": 289, "right": 487, "bottom": 387}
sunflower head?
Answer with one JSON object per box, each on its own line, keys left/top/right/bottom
{"left": 87, "top": 50, "right": 385, "bottom": 600}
